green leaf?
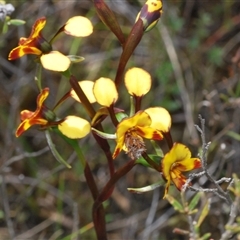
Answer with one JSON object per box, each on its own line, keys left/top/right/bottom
{"left": 67, "top": 55, "right": 85, "bottom": 63}
{"left": 52, "top": 128, "right": 85, "bottom": 171}
{"left": 151, "top": 140, "right": 164, "bottom": 158}
{"left": 8, "top": 19, "right": 26, "bottom": 26}
{"left": 197, "top": 199, "right": 211, "bottom": 227}
{"left": 45, "top": 130, "right": 71, "bottom": 168}
{"left": 127, "top": 180, "right": 164, "bottom": 194}
{"left": 200, "top": 233, "right": 211, "bottom": 240}
{"left": 189, "top": 192, "right": 202, "bottom": 211}
{"left": 227, "top": 131, "right": 240, "bottom": 141}
{"left": 115, "top": 112, "right": 128, "bottom": 122}
{"left": 165, "top": 194, "right": 184, "bottom": 212}
{"left": 136, "top": 154, "right": 162, "bottom": 168}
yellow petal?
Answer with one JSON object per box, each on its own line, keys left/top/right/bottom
{"left": 93, "top": 77, "right": 118, "bottom": 107}
{"left": 37, "top": 88, "right": 50, "bottom": 109}
{"left": 136, "top": 126, "right": 163, "bottom": 140}
{"left": 40, "top": 51, "right": 71, "bottom": 71}
{"left": 64, "top": 16, "right": 93, "bottom": 37}
{"left": 29, "top": 17, "right": 47, "bottom": 40}
{"left": 174, "top": 158, "right": 201, "bottom": 172}
{"left": 124, "top": 67, "right": 151, "bottom": 96}
{"left": 136, "top": 0, "right": 162, "bottom": 32}
{"left": 70, "top": 80, "right": 96, "bottom": 103}
{"left": 113, "top": 111, "right": 152, "bottom": 158}
{"left": 162, "top": 143, "right": 188, "bottom": 197}
{"left": 162, "top": 143, "right": 191, "bottom": 181}
{"left": 144, "top": 107, "right": 171, "bottom": 132}
{"left": 116, "top": 111, "right": 151, "bottom": 139}
{"left": 145, "top": 0, "right": 163, "bottom": 13}
{"left": 58, "top": 116, "right": 90, "bottom": 139}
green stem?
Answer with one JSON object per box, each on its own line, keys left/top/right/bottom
{"left": 129, "top": 96, "right": 135, "bottom": 117}
{"left": 35, "top": 63, "right": 43, "bottom": 91}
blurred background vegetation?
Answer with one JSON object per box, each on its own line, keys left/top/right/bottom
{"left": 0, "top": 0, "right": 240, "bottom": 239}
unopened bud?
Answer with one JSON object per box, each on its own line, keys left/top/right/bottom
{"left": 136, "top": 0, "right": 163, "bottom": 32}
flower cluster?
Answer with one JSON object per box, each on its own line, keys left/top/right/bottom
{"left": 10, "top": 0, "right": 201, "bottom": 206}
{"left": 8, "top": 16, "right": 93, "bottom": 71}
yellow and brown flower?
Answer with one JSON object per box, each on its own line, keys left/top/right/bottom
{"left": 9, "top": 16, "right": 93, "bottom": 71}
{"left": 113, "top": 109, "right": 171, "bottom": 160}
{"left": 16, "top": 88, "right": 90, "bottom": 139}
{"left": 161, "top": 143, "right": 201, "bottom": 198}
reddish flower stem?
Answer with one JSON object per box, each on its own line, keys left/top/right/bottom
{"left": 141, "top": 152, "right": 161, "bottom": 171}
{"left": 163, "top": 131, "right": 174, "bottom": 150}
{"left": 69, "top": 75, "right": 115, "bottom": 176}
{"left": 69, "top": 75, "right": 96, "bottom": 119}
{"left": 108, "top": 104, "right": 119, "bottom": 127}
{"left": 134, "top": 96, "right": 142, "bottom": 112}
{"left": 115, "top": 19, "right": 144, "bottom": 88}
{"left": 84, "top": 163, "right": 107, "bottom": 239}
{"left": 70, "top": 75, "right": 116, "bottom": 239}
{"left": 94, "top": 159, "right": 136, "bottom": 208}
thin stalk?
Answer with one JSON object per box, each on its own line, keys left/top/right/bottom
{"left": 134, "top": 96, "right": 142, "bottom": 113}
{"left": 108, "top": 104, "right": 119, "bottom": 127}
{"left": 115, "top": 19, "right": 144, "bottom": 88}
{"left": 141, "top": 152, "right": 161, "bottom": 172}
{"left": 97, "top": 160, "right": 136, "bottom": 204}
{"left": 69, "top": 75, "right": 96, "bottom": 119}
{"left": 35, "top": 63, "right": 43, "bottom": 90}
{"left": 163, "top": 131, "right": 174, "bottom": 150}
{"left": 92, "top": 160, "right": 136, "bottom": 239}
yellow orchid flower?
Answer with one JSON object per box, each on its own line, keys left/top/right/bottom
{"left": 113, "top": 111, "right": 165, "bottom": 160}
{"left": 8, "top": 16, "right": 93, "bottom": 71}
{"left": 161, "top": 143, "right": 201, "bottom": 198}
{"left": 16, "top": 88, "right": 53, "bottom": 137}
{"left": 16, "top": 88, "right": 90, "bottom": 139}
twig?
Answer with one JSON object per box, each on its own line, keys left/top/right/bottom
{"left": 1, "top": 146, "right": 49, "bottom": 171}
{"left": 196, "top": 115, "right": 233, "bottom": 205}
